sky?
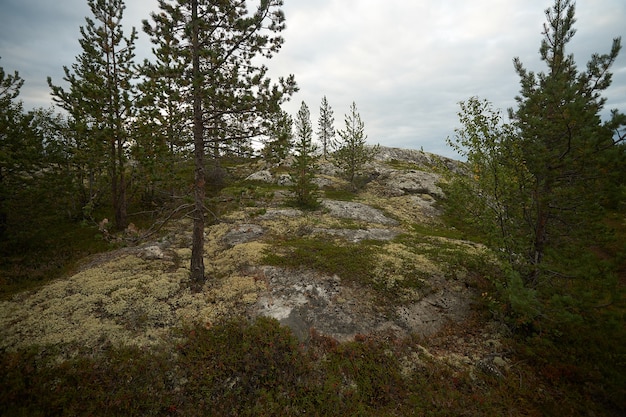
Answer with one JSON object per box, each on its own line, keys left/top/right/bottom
{"left": 1, "top": 0, "right": 625, "bottom": 159}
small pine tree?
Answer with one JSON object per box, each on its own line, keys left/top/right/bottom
{"left": 316, "top": 96, "right": 336, "bottom": 158}
{"left": 335, "top": 102, "right": 378, "bottom": 190}
{"left": 290, "top": 101, "right": 319, "bottom": 209}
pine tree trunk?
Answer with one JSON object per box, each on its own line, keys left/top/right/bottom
{"left": 115, "top": 135, "right": 127, "bottom": 230}
{"left": 189, "top": 0, "right": 206, "bottom": 292}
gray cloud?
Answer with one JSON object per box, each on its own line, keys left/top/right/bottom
{"left": 1, "top": 0, "right": 624, "bottom": 159}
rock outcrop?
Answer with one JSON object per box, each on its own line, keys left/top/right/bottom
{"left": 1, "top": 146, "right": 490, "bottom": 353}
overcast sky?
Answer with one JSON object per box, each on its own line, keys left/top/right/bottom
{"left": 1, "top": 0, "right": 625, "bottom": 158}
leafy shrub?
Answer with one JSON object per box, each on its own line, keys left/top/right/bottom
{"left": 177, "top": 317, "right": 309, "bottom": 416}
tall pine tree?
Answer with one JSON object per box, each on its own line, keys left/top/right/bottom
{"left": 48, "top": 0, "right": 138, "bottom": 230}
{"left": 510, "top": 0, "right": 624, "bottom": 282}
{"left": 290, "top": 101, "right": 319, "bottom": 209}
{"left": 143, "top": 0, "right": 296, "bottom": 290}
{"left": 316, "top": 95, "right": 335, "bottom": 158}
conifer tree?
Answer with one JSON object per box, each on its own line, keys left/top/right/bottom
{"left": 0, "top": 63, "right": 31, "bottom": 237}
{"left": 263, "top": 109, "right": 293, "bottom": 165}
{"left": 143, "top": 0, "right": 296, "bottom": 289}
{"left": 135, "top": 13, "right": 191, "bottom": 202}
{"left": 316, "top": 95, "right": 335, "bottom": 158}
{"left": 290, "top": 101, "right": 319, "bottom": 208}
{"left": 48, "top": 0, "right": 138, "bottom": 230}
{"left": 510, "top": 0, "right": 624, "bottom": 282}
{"left": 335, "top": 102, "right": 378, "bottom": 190}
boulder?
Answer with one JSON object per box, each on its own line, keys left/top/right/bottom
{"left": 222, "top": 224, "right": 265, "bottom": 246}
{"left": 245, "top": 170, "right": 273, "bottom": 183}
{"left": 384, "top": 170, "right": 444, "bottom": 199}
{"left": 321, "top": 200, "right": 399, "bottom": 226}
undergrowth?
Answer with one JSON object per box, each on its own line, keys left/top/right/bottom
{"left": 3, "top": 315, "right": 622, "bottom": 416}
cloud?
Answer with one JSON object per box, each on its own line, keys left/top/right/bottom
{"left": 1, "top": 0, "right": 624, "bottom": 159}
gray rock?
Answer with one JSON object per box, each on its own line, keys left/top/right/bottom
{"left": 385, "top": 170, "right": 444, "bottom": 198}
{"left": 375, "top": 146, "right": 434, "bottom": 167}
{"left": 321, "top": 200, "right": 399, "bottom": 226}
{"left": 258, "top": 208, "right": 303, "bottom": 220}
{"left": 222, "top": 224, "right": 264, "bottom": 246}
{"left": 276, "top": 173, "right": 293, "bottom": 186}
{"left": 245, "top": 170, "right": 273, "bottom": 183}
{"left": 139, "top": 245, "right": 166, "bottom": 260}
{"left": 313, "top": 227, "right": 400, "bottom": 243}
{"left": 312, "top": 176, "right": 333, "bottom": 188}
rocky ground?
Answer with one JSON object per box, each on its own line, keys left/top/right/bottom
{"left": 0, "top": 146, "right": 509, "bottom": 371}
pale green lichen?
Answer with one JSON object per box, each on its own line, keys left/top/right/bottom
{"left": 373, "top": 242, "right": 442, "bottom": 293}
{"left": 0, "top": 249, "right": 265, "bottom": 354}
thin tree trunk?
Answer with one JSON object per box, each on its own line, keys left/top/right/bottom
{"left": 190, "top": 0, "right": 206, "bottom": 292}
{"left": 116, "top": 136, "right": 127, "bottom": 230}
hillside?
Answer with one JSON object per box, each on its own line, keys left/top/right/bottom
{"left": 1, "top": 147, "right": 494, "bottom": 349}
{"left": 1, "top": 147, "right": 623, "bottom": 416}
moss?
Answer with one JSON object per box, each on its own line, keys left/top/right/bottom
{"left": 261, "top": 237, "right": 382, "bottom": 290}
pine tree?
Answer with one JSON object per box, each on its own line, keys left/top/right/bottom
{"left": 135, "top": 12, "right": 191, "bottom": 203}
{"left": 316, "top": 95, "right": 335, "bottom": 158}
{"left": 0, "top": 63, "right": 32, "bottom": 238}
{"left": 263, "top": 109, "right": 293, "bottom": 165}
{"left": 48, "top": 0, "right": 138, "bottom": 230}
{"left": 335, "top": 102, "right": 378, "bottom": 190}
{"left": 510, "top": 0, "right": 624, "bottom": 282}
{"left": 290, "top": 101, "right": 319, "bottom": 209}
{"left": 143, "top": 0, "right": 296, "bottom": 290}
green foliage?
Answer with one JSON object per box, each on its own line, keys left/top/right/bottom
{"left": 510, "top": 0, "right": 624, "bottom": 281}
{"left": 48, "top": 0, "right": 139, "bottom": 230}
{"left": 334, "top": 101, "right": 379, "bottom": 190}
{"left": 500, "top": 268, "right": 541, "bottom": 327}
{"left": 445, "top": 1, "right": 625, "bottom": 342}
{"left": 444, "top": 97, "right": 531, "bottom": 274}
{"left": 179, "top": 317, "right": 308, "bottom": 415}
{"left": 316, "top": 95, "right": 336, "bottom": 158}
{"left": 289, "top": 101, "right": 320, "bottom": 209}
{"left": 263, "top": 109, "right": 294, "bottom": 164}
{"left": 262, "top": 237, "right": 378, "bottom": 286}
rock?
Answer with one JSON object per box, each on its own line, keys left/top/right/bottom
{"left": 276, "top": 173, "right": 293, "bottom": 186}
{"left": 245, "top": 170, "right": 273, "bottom": 183}
{"left": 493, "top": 356, "right": 508, "bottom": 369}
{"left": 396, "top": 289, "right": 471, "bottom": 337}
{"left": 222, "top": 224, "right": 264, "bottom": 246}
{"left": 313, "top": 227, "right": 400, "bottom": 243}
{"left": 317, "top": 160, "right": 342, "bottom": 176}
{"left": 312, "top": 176, "right": 333, "bottom": 188}
{"left": 258, "top": 208, "right": 303, "bottom": 220}
{"left": 384, "top": 170, "right": 444, "bottom": 199}
{"left": 321, "top": 199, "right": 399, "bottom": 226}
{"left": 476, "top": 358, "right": 504, "bottom": 378}
{"left": 374, "top": 145, "right": 464, "bottom": 174}
{"left": 375, "top": 146, "right": 434, "bottom": 167}
{"left": 140, "top": 245, "right": 166, "bottom": 260}
{"left": 408, "top": 195, "right": 441, "bottom": 218}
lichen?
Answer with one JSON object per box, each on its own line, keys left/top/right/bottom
{"left": 0, "top": 250, "right": 265, "bottom": 354}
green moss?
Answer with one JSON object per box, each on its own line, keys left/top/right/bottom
{"left": 262, "top": 237, "right": 379, "bottom": 286}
